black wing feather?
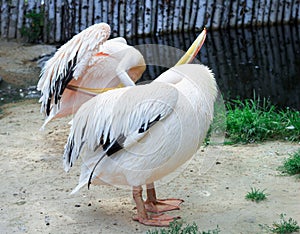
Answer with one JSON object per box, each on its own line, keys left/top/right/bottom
{"left": 45, "top": 52, "right": 78, "bottom": 116}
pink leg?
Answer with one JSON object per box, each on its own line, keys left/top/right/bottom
{"left": 132, "top": 186, "right": 180, "bottom": 227}
{"left": 145, "top": 183, "right": 184, "bottom": 213}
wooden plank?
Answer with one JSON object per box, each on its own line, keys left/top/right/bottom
{"left": 195, "top": 0, "right": 206, "bottom": 31}
{"left": 43, "top": 0, "right": 49, "bottom": 42}
{"left": 220, "top": 0, "right": 230, "bottom": 28}
{"left": 119, "top": 0, "right": 125, "bottom": 37}
{"left": 48, "top": 0, "right": 55, "bottom": 43}
{"left": 80, "top": 0, "right": 88, "bottom": 31}
{"left": 26, "top": 0, "right": 35, "bottom": 13}
{"left": 0, "top": 0, "right": 9, "bottom": 38}
{"left": 94, "top": 0, "right": 102, "bottom": 24}
{"left": 172, "top": 0, "right": 181, "bottom": 32}
{"left": 36, "top": 0, "right": 42, "bottom": 13}
{"left": 282, "top": 0, "right": 292, "bottom": 24}
{"left": 256, "top": 0, "right": 265, "bottom": 26}
{"left": 111, "top": 0, "right": 119, "bottom": 36}
{"left": 16, "top": 0, "right": 25, "bottom": 39}
{"left": 291, "top": 0, "right": 300, "bottom": 23}
{"left": 144, "top": 0, "right": 152, "bottom": 35}
{"left": 235, "top": 0, "right": 244, "bottom": 27}
{"left": 55, "top": 0, "right": 62, "bottom": 42}
{"left": 167, "top": 0, "right": 174, "bottom": 33}
{"left": 8, "top": 0, "right": 18, "bottom": 38}
{"left": 277, "top": 1, "right": 284, "bottom": 24}
{"left": 137, "top": 0, "right": 144, "bottom": 35}
{"left": 74, "top": 0, "right": 80, "bottom": 34}
{"left": 243, "top": 0, "right": 254, "bottom": 27}
{"left": 107, "top": 0, "right": 113, "bottom": 29}
{"left": 269, "top": 1, "right": 279, "bottom": 25}
{"left": 229, "top": 0, "right": 238, "bottom": 27}
{"left": 64, "top": 0, "right": 75, "bottom": 40}
{"left": 101, "top": 0, "right": 108, "bottom": 23}
{"left": 125, "top": 0, "right": 133, "bottom": 37}
{"left": 162, "top": 0, "right": 169, "bottom": 33}
{"left": 212, "top": 0, "right": 224, "bottom": 29}
{"left": 131, "top": 0, "right": 137, "bottom": 36}
{"left": 263, "top": 0, "right": 271, "bottom": 26}
{"left": 156, "top": 0, "right": 163, "bottom": 34}
{"left": 24, "top": 0, "right": 36, "bottom": 39}
{"left": 205, "top": 0, "right": 213, "bottom": 28}
{"left": 189, "top": 0, "right": 198, "bottom": 30}
{"left": 88, "top": 0, "right": 94, "bottom": 26}
{"left": 183, "top": 0, "right": 192, "bottom": 31}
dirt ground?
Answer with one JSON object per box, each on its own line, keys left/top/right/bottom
{"left": 0, "top": 40, "right": 299, "bottom": 234}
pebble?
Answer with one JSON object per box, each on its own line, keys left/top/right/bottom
{"left": 45, "top": 215, "right": 50, "bottom": 226}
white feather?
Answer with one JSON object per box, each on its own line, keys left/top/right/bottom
{"left": 37, "top": 23, "right": 111, "bottom": 118}
{"left": 63, "top": 82, "right": 178, "bottom": 172}
{"left": 37, "top": 23, "right": 145, "bottom": 126}
{"left": 64, "top": 64, "right": 217, "bottom": 190}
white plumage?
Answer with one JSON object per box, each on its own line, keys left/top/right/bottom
{"left": 38, "top": 24, "right": 214, "bottom": 226}
{"left": 37, "top": 23, "right": 145, "bottom": 126}
{"left": 64, "top": 64, "right": 217, "bottom": 193}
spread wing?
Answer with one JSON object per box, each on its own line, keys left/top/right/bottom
{"left": 63, "top": 82, "right": 178, "bottom": 181}
{"left": 37, "top": 23, "right": 111, "bottom": 118}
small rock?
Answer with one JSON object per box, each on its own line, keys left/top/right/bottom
{"left": 45, "top": 215, "right": 50, "bottom": 226}
{"left": 16, "top": 201, "right": 26, "bottom": 205}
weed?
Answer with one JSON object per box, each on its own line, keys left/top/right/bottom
{"left": 225, "top": 98, "right": 300, "bottom": 144}
{"left": 146, "top": 220, "right": 220, "bottom": 234}
{"left": 278, "top": 150, "right": 300, "bottom": 176}
{"left": 245, "top": 187, "right": 268, "bottom": 202}
{"left": 21, "top": 10, "right": 44, "bottom": 43}
{"left": 260, "top": 213, "right": 300, "bottom": 233}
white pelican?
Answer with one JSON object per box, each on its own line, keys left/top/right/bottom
{"left": 37, "top": 23, "right": 146, "bottom": 127}
{"left": 64, "top": 63, "right": 217, "bottom": 226}
{"left": 38, "top": 23, "right": 214, "bottom": 226}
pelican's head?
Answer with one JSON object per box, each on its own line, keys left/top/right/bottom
{"left": 127, "top": 56, "right": 146, "bottom": 83}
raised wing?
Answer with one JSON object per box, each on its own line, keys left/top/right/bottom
{"left": 37, "top": 23, "right": 111, "bottom": 118}
{"left": 41, "top": 39, "right": 145, "bottom": 127}
{"left": 63, "top": 82, "right": 178, "bottom": 175}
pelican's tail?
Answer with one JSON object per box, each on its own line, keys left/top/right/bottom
{"left": 70, "top": 150, "right": 106, "bottom": 194}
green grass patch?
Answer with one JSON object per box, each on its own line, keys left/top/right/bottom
{"left": 260, "top": 213, "right": 300, "bottom": 233}
{"left": 146, "top": 220, "right": 220, "bottom": 234}
{"left": 245, "top": 187, "right": 268, "bottom": 202}
{"left": 225, "top": 98, "right": 300, "bottom": 144}
{"left": 278, "top": 149, "right": 300, "bottom": 176}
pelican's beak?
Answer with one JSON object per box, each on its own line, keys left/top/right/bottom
{"left": 175, "top": 28, "right": 207, "bottom": 66}
{"left": 67, "top": 84, "right": 124, "bottom": 96}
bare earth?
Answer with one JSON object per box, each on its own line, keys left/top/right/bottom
{"left": 0, "top": 40, "right": 299, "bottom": 234}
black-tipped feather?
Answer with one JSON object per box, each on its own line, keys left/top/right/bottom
{"left": 45, "top": 53, "right": 78, "bottom": 116}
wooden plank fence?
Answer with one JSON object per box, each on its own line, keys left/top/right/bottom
{"left": 0, "top": 0, "right": 300, "bottom": 43}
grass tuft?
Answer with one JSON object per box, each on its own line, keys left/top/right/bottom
{"left": 245, "top": 187, "right": 268, "bottom": 202}
{"left": 146, "top": 220, "right": 220, "bottom": 234}
{"left": 225, "top": 98, "right": 300, "bottom": 144}
{"left": 278, "top": 149, "right": 300, "bottom": 176}
{"left": 260, "top": 213, "right": 300, "bottom": 234}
